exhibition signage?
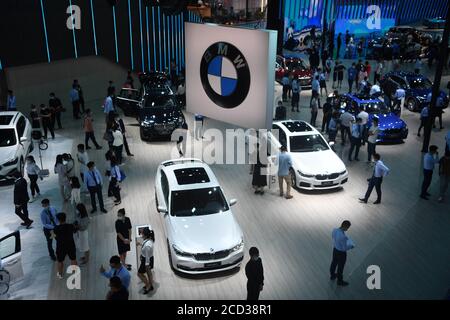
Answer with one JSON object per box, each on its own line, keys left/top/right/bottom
{"left": 185, "top": 22, "right": 277, "bottom": 129}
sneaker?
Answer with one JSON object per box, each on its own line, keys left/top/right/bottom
{"left": 86, "top": 146, "right": 92, "bottom": 150}
{"left": 285, "top": 195, "right": 293, "bottom": 199}
{"left": 29, "top": 197, "right": 35, "bottom": 203}
{"left": 330, "top": 274, "right": 337, "bottom": 281}
{"left": 26, "top": 220, "right": 34, "bottom": 229}
{"left": 56, "top": 272, "right": 63, "bottom": 280}
{"left": 358, "top": 198, "right": 367, "bottom": 203}
{"left": 100, "top": 208, "right": 107, "bottom": 213}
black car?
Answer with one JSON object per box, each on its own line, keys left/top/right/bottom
{"left": 138, "top": 93, "right": 185, "bottom": 141}
{"left": 386, "top": 26, "right": 432, "bottom": 45}
{"left": 367, "top": 37, "right": 423, "bottom": 61}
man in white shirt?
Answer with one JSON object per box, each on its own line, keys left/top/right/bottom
{"left": 369, "top": 84, "right": 381, "bottom": 97}
{"left": 340, "top": 111, "right": 355, "bottom": 145}
{"left": 357, "top": 107, "right": 369, "bottom": 145}
{"left": 330, "top": 220, "right": 354, "bottom": 286}
{"left": 393, "top": 87, "right": 406, "bottom": 114}
{"left": 359, "top": 153, "right": 390, "bottom": 204}
{"left": 374, "top": 60, "right": 383, "bottom": 84}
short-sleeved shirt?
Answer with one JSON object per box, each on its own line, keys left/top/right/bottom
{"left": 54, "top": 224, "right": 76, "bottom": 249}
{"left": 115, "top": 217, "right": 132, "bottom": 240}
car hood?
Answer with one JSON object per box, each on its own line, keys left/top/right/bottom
{"left": 292, "top": 69, "right": 312, "bottom": 78}
{"left": 370, "top": 113, "right": 406, "bottom": 129}
{"left": 290, "top": 150, "right": 346, "bottom": 175}
{"left": 0, "top": 146, "right": 18, "bottom": 164}
{"left": 139, "top": 107, "right": 183, "bottom": 123}
{"left": 169, "top": 212, "right": 242, "bottom": 253}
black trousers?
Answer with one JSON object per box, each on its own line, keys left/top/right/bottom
{"left": 88, "top": 185, "right": 105, "bottom": 211}
{"left": 15, "top": 202, "right": 31, "bottom": 223}
{"left": 348, "top": 80, "right": 354, "bottom": 93}
{"left": 340, "top": 126, "right": 351, "bottom": 145}
{"left": 291, "top": 92, "right": 299, "bottom": 110}
{"left": 85, "top": 131, "right": 101, "bottom": 148}
{"left": 28, "top": 174, "right": 40, "bottom": 197}
{"left": 364, "top": 177, "right": 383, "bottom": 202}
{"left": 79, "top": 97, "right": 85, "bottom": 113}
{"left": 434, "top": 113, "right": 443, "bottom": 129}
{"left": 72, "top": 101, "right": 80, "bottom": 119}
{"left": 321, "top": 113, "right": 331, "bottom": 132}
{"left": 418, "top": 117, "right": 428, "bottom": 135}
{"left": 348, "top": 137, "right": 361, "bottom": 160}
{"left": 374, "top": 73, "right": 381, "bottom": 84}
{"left": 421, "top": 169, "right": 434, "bottom": 196}
{"left": 123, "top": 135, "right": 132, "bottom": 155}
{"left": 42, "top": 120, "right": 54, "bottom": 139}
{"left": 246, "top": 283, "right": 261, "bottom": 301}
{"left": 367, "top": 142, "right": 376, "bottom": 162}
{"left": 282, "top": 85, "right": 288, "bottom": 101}
{"left": 43, "top": 228, "right": 56, "bottom": 258}
{"left": 330, "top": 248, "right": 347, "bottom": 282}
{"left": 52, "top": 112, "right": 62, "bottom": 129}
{"left": 310, "top": 111, "right": 318, "bottom": 127}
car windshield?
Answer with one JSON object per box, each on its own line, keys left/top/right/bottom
{"left": 0, "top": 129, "right": 16, "bottom": 147}
{"left": 360, "top": 102, "right": 389, "bottom": 114}
{"left": 286, "top": 59, "right": 308, "bottom": 70}
{"left": 144, "top": 95, "right": 176, "bottom": 108}
{"left": 170, "top": 187, "right": 230, "bottom": 217}
{"left": 290, "top": 134, "right": 329, "bottom": 152}
{"left": 408, "top": 77, "right": 432, "bottom": 90}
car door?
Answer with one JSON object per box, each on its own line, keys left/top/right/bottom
{"left": 0, "top": 231, "right": 24, "bottom": 284}
{"left": 116, "top": 88, "right": 140, "bottom": 117}
{"left": 15, "top": 116, "right": 27, "bottom": 158}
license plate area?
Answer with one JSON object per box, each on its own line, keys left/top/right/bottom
{"left": 322, "top": 181, "right": 333, "bottom": 186}
{"left": 204, "top": 262, "right": 221, "bottom": 268}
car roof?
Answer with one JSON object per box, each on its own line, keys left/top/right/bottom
{"left": 0, "top": 111, "right": 23, "bottom": 128}
{"left": 385, "top": 71, "right": 426, "bottom": 80}
{"left": 160, "top": 158, "right": 220, "bottom": 191}
{"left": 273, "top": 120, "right": 317, "bottom": 136}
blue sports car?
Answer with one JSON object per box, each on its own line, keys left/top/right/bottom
{"left": 339, "top": 94, "right": 409, "bottom": 143}
{"left": 380, "top": 71, "right": 449, "bottom": 112}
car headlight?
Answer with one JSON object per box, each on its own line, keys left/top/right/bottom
{"left": 298, "top": 170, "right": 315, "bottom": 178}
{"left": 231, "top": 239, "right": 244, "bottom": 252}
{"left": 141, "top": 120, "right": 154, "bottom": 127}
{"left": 339, "top": 170, "right": 347, "bottom": 175}
{"left": 3, "top": 157, "right": 18, "bottom": 166}
{"left": 172, "top": 244, "right": 193, "bottom": 257}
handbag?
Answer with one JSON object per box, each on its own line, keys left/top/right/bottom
{"left": 103, "top": 130, "right": 113, "bottom": 142}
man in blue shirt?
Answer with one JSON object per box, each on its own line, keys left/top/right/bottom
{"left": 7, "top": 90, "right": 16, "bottom": 111}
{"left": 281, "top": 74, "right": 290, "bottom": 102}
{"left": 417, "top": 105, "right": 429, "bottom": 137}
{"left": 70, "top": 84, "right": 80, "bottom": 119}
{"left": 420, "top": 145, "right": 439, "bottom": 200}
{"left": 85, "top": 161, "right": 107, "bottom": 213}
{"left": 100, "top": 255, "right": 131, "bottom": 289}
{"left": 40, "top": 198, "right": 59, "bottom": 261}
{"left": 359, "top": 153, "right": 390, "bottom": 204}
{"left": 348, "top": 117, "right": 362, "bottom": 161}
{"left": 277, "top": 145, "right": 293, "bottom": 199}
{"left": 291, "top": 75, "right": 300, "bottom": 112}
{"left": 347, "top": 63, "right": 357, "bottom": 93}
{"left": 330, "top": 220, "right": 354, "bottom": 286}
{"left": 104, "top": 87, "right": 115, "bottom": 123}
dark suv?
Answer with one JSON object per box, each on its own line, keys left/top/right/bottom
{"left": 380, "top": 71, "right": 449, "bottom": 112}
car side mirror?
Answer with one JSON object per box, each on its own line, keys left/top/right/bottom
{"left": 229, "top": 199, "right": 237, "bottom": 206}
{"left": 157, "top": 206, "right": 167, "bottom": 214}
{"left": 20, "top": 137, "right": 27, "bottom": 143}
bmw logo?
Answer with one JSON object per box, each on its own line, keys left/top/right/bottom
{"left": 200, "top": 42, "right": 251, "bottom": 109}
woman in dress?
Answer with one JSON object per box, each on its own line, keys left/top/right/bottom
{"left": 115, "top": 208, "right": 132, "bottom": 270}
{"left": 137, "top": 227, "right": 155, "bottom": 294}
{"left": 54, "top": 154, "right": 70, "bottom": 201}
{"left": 74, "top": 203, "right": 90, "bottom": 264}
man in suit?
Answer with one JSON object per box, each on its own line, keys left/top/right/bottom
{"left": 13, "top": 172, "right": 33, "bottom": 228}
{"left": 245, "top": 247, "right": 264, "bottom": 300}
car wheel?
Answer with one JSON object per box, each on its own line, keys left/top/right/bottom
{"left": 167, "top": 239, "right": 174, "bottom": 271}
{"left": 289, "top": 168, "right": 297, "bottom": 189}
{"left": 406, "top": 97, "right": 417, "bottom": 112}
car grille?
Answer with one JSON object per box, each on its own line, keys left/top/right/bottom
{"left": 194, "top": 249, "right": 231, "bottom": 261}
{"left": 384, "top": 128, "right": 402, "bottom": 135}
{"left": 154, "top": 122, "right": 175, "bottom": 131}
{"left": 299, "top": 78, "right": 311, "bottom": 86}
{"left": 315, "top": 173, "right": 340, "bottom": 180}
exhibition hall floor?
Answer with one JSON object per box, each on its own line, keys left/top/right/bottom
{"left": 1, "top": 57, "right": 450, "bottom": 300}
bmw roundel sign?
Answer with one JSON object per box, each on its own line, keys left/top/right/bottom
{"left": 200, "top": 42, "right": 251, "bottom": 109}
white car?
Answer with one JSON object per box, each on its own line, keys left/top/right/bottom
{"left": 155, "top": 158, "right": 244, "bottom": 274}
{"left": 0, "top": 112, "right": 33, "bottom": 179}
{"left": 269, "top": 120, "right": 348, "bottom": 190}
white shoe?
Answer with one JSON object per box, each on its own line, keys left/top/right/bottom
{"left": 29, "top": 197, "right": 35, "bottom": 203}
{"left": 56, "top": 272, "right": 63, "bottom": 280}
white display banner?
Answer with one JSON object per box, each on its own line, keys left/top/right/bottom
{"left": 185, "top": 22, "right": 277, "bottom": 129}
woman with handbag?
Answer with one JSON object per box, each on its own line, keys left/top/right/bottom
{"left": 26, "top": 155, "right": 41, "bottom": 203}
{"left": 74, "top": 203, "right": 90, "bottom": 264}
{"left": 112, "top": 124, "right": 124, "bottom": 165}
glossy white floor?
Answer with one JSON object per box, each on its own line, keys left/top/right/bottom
{"left": 1, "top": 56, "right": 450, "bottom": 300}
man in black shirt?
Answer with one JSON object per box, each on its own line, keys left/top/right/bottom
{"left": 107, "top": 276, "right": 129, "bottom": 300}
{"left": 245, "top": 247, "right": 264, "bottom": 300}
{"left": 13, "top": 172, "right": 33, "bottom": 228}
{"left": 49, "top": 93, "right": 63, "bottom": 129}
{"left": 40, "top": 104, "right": 55, "bottom": 139}
{"left": 54, "top": 212, "right": 77, "bottom": 279}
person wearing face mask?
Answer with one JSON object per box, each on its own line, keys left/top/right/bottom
{"left": 100, "top": 255, "right": 131, "bottom": 289}
{"left": 115, "top": 208, "right": 132, "bottom": 270}
{"left": 137, "top": 227, "right": 155, "bottom": 294}
{"left": 54, "top": 154, "right": 70, "bottom": 202}
{"left": 245, "top": 247, "right": 264, "bottom": 300}
{"left": 48, "top": 92, "right": 63, "bottom": 130}
{"left": 84, "top": 161, "right": 107, "bottom": 214}
{"left": 26, "top": 155, "right": 42, "bottom": 202}
{"left": 39, "top": 198, "right": 59, "bottom": 261}
{"left": 40, "top": 104, "right": 55, "bottom": 139}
